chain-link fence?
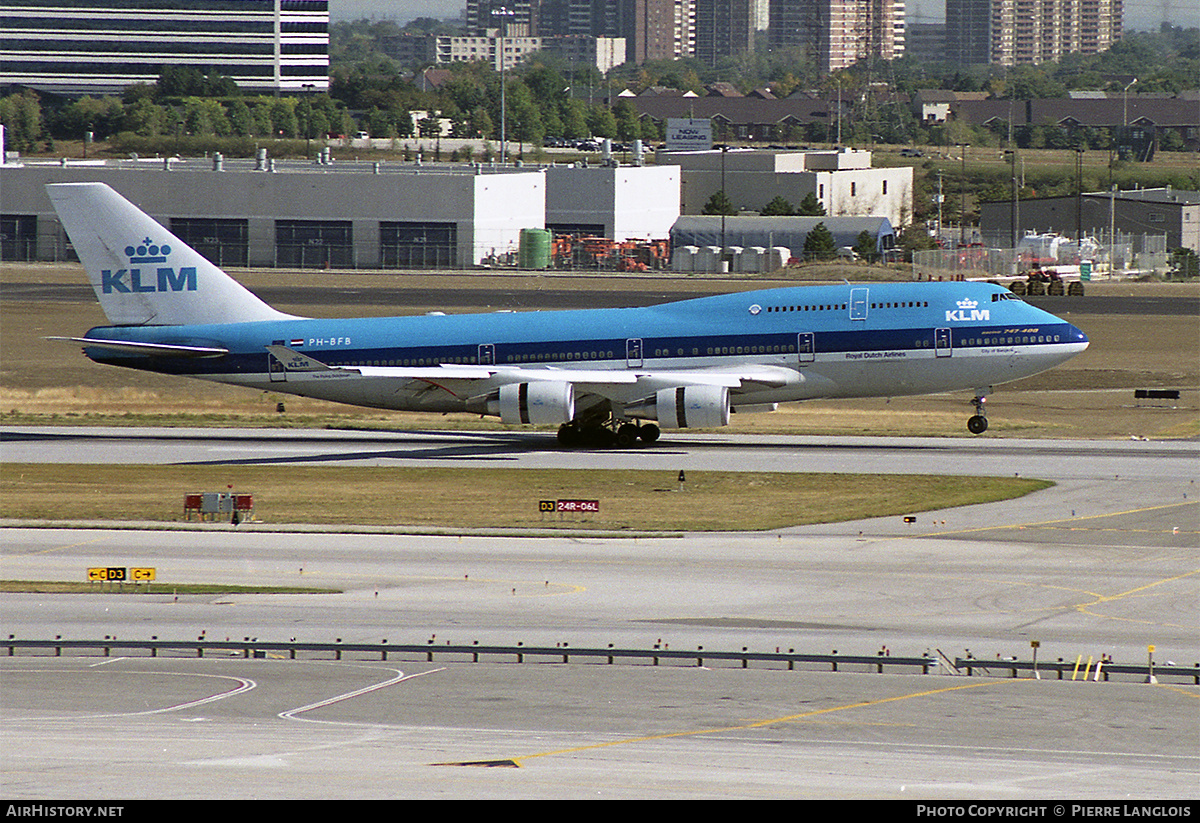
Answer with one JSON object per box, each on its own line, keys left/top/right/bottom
{"left": 913, "top": 233, "right": 1169, "bottom": 281}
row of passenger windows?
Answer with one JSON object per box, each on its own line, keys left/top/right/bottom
{"left": 768, "top": 303, "right": 846, "bottom": 312}
{"left": 766, "top": 301, "right": 930, "bottom": 313}
{"left": 963, "top": 334, "right": 1062, "bottom": 346}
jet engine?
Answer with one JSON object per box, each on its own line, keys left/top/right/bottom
{"left": 488, "top": 381, "right": 575, "bottom": 426}
{"left": 625, "top": 385, "right": 730, "bottom": 429}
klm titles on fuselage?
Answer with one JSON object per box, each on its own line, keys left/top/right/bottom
{"left": 945, "top": 298, "right": 990, "bottom": 323}
{"left": 101, "top": 239, "right": 196, "bottom": 294}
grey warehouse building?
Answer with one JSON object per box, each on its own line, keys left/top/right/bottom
{"left": 979, "top": 188, "right": 1200, "bottom": 255}
{"left": 1, "top": 158, "right": 549, "bottom": 269}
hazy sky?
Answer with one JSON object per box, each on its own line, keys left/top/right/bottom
{"left": 330, "top": 0, "right": 1197, "bottom": 34}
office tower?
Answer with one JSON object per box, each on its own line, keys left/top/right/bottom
{"left": 1, "top": 0, "right": 330, "bottom": 96}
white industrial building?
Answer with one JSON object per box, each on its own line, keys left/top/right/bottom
{"left": 657, "top": 148, "right": 915, "bottom": 228}
{"left": 545, "top": 164, "right": 680, "bottom": 241}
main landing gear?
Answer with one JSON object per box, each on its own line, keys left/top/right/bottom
{"left": 967, "top": 390, "right": 990, "bottom": 434}
{"left": 557, "top": 419, "right": 660, "bottom": 449}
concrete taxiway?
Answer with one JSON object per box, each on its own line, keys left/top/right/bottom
{"left": 1, "top": 429, "right": 1197, "bottom": 798}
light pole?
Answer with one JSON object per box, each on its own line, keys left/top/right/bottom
{"left": 492, "top": 6, "right": 514, "bottom": 165}
{"left": 957, "top": 143, "right": 968, "bottom": 246}
{"left": 1004, "top": 149, "right": 1017, "bottom": 248}
{"left": 1074, "top": 146, "right": 1085, "bottom": 242}
{"left": 721, "top": 144, "right": 728, "bottom": 267}
{"left": 1122, "top": 78, "right": 1137, "bottom": 127}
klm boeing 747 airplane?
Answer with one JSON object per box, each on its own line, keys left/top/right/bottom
{"left": 48, "top": 182, "right": 1089, "bottom": 447}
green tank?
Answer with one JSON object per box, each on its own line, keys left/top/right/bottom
{"left": 518, "top": 228, "right": 552, "bottom": 270}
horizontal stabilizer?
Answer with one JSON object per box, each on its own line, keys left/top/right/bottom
{"left": 47, "top": 336, "right": 229, "bottom": 358}
{"left": 265, "top": 345, "right": 342, "bottom": 372}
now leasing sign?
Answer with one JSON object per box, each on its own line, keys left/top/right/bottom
{"left": 666, "top": 118, "right": 712, "bottom": 151}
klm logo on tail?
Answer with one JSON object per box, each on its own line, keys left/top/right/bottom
{"left": 946, "top": 298, "right": 989, "bottom": 323}
{"left": 101, "top": 237, "right": 196, "bottom": 294}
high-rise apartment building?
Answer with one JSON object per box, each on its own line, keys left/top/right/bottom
{"left": 465, "top": 0, "right": 542, "bottom": 36}
{"left": 615, "top": 0, "right": 680, "bottom": 63}
{"left": 990, "top": 0, "right": 1123, "bottom": 66}
{"left": 768, "top": 0, "right": 905, "bottom": 74}
{"left": 694, "top": 0, "right": 756, "bottom": 66}
{"left": 945, "top": 0, "right": 991, "bottom": 66}
{"left": 469, "top": 0, "right": 691, "bottom": 64}
{"left": 1, "top": 0, "right": 329, "bottom": 96}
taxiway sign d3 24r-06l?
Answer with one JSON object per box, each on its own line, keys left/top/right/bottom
{"left": 47, "top": 182, "right": 1089, "bottom": 447}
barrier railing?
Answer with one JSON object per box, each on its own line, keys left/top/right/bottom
{"left": 4, "top": 638, "right": 1196, "bottom": 683}
{"left": 1, "top": 638, "right": 931, "bottom": 672}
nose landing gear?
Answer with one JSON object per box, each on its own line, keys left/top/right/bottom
{"left": 967, "top": 391, "right": 989, "bottom": 434}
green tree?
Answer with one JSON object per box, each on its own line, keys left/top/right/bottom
{"left": 504, "top": 82, "right": 544, "bottom": 150}
{"left": 802, "top": 222, "right": 838, "bottom": 260}
{"left": 559, "top": 99, "right": 589, "bottom": 139}
{"left": 853, "top": 230, "right": 877, "bottom": 261}
{"left": 702, "top": 190, "right": 737, "bottom": 215}
{"left": 587, "top": 105, "right": 616, "bottom": 139}
{"left": 226, "top": 99, "right": 253, "bottom": 136}
{"left": 269, "top": 98, "right": 298, "bottom": 138}
{"left": 0, "top": 91, "right": 43, "bottom": 151}
{"left": 613, "top": 100, "right": 640, "bottom": 142}
{"left": 760, "top": 195, "right": 795, "bottom": 215}
{"left": 122, "top": 97, "right": 169, "bottom": 137}
{"left": 1169, "top": 247, "right": 1198, "bottom": 279}
{"left": 797, "top": 192, "right": 826, "bottom": 216}
{"left": 897, "top": 224, "right": 937, "bottom": 263}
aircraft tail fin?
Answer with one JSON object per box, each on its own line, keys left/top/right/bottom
{"left": 46, "top": 182, "right": 297, "bottom": 327}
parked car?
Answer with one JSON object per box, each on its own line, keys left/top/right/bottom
{"left": 899, "top": 148, "right": 923, "bottom": 157}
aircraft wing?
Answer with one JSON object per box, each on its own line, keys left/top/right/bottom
{"left": 265, "top": 346, "right": 795, "bottom": 394}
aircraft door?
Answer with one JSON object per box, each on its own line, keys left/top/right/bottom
{"left": 849, "top": 288, "right": 869, "bottom": 320}
{"left": 935, "top": 328, "right": 952, "bottom": 357}
{"left": 626, "top": 338, "right": 643, "bottom": 368}
{"left": 797, "top": 332, "right": 815, "bottom": 364}
{"left": 268, "top": 349, "right": 287, "bottom": 382}
{"left": 478, "top": 343, "right": 495, "bottom": 365}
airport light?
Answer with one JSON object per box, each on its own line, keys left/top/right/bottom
{"left": 492, "top": 6, "right": 515, "bottom": 165}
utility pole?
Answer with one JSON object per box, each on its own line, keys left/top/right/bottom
{"left": 492, "top": 6, "right": 515, "bottom": 166}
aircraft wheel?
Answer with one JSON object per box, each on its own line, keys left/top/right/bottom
{"left": 638, "top": 424, "right": 661, "bottom": 443}
{"left": 967, "top": 415, "right": 989, "bottom": 434}
{"left": 615, "top": 424, "right": 640, "bottom": 448}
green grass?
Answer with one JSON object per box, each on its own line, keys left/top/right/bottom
{"left": 1, "top": 464, "right": 1054, "bottom": 532}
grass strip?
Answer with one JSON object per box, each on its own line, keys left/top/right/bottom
{"left": 1, "top": 464, "right": 1053, "bottom": 532}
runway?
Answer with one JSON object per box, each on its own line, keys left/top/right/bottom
{"left": 2, "top": 429, "right": 1198, "bottom": 798}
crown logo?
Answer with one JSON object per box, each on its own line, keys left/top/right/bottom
{"left": 125, "top": 237, "right": 171, "bottom": 264}
{"left": 957, "top": 298, "right": 978, "bottom": 309}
